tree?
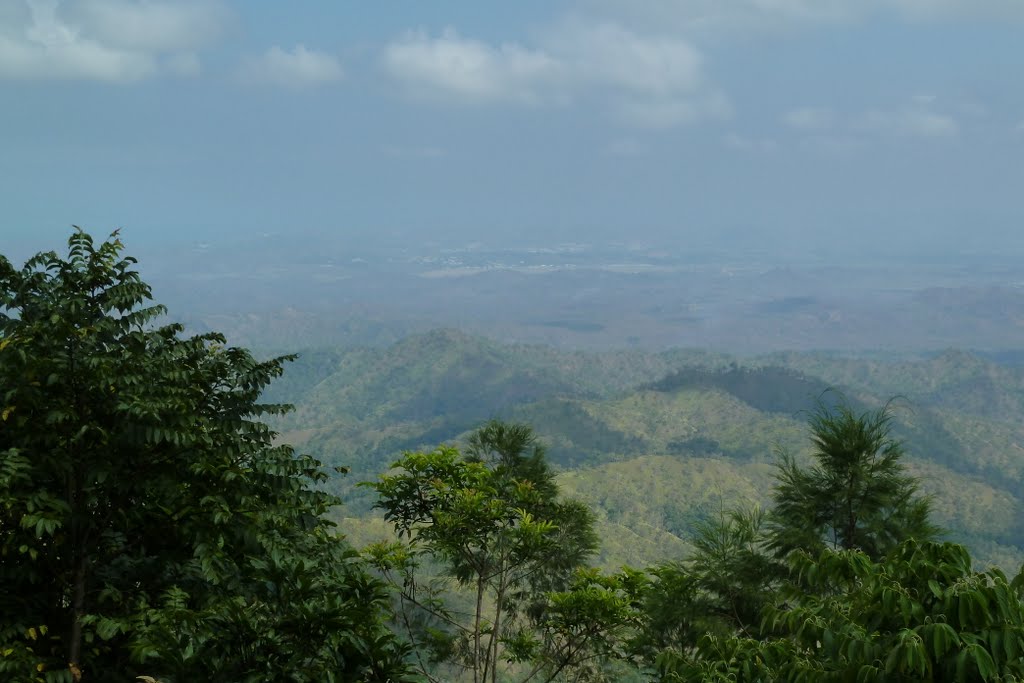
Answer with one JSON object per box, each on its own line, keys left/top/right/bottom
{"left": 0, "top": 230, "right": 407, "bottom": 682}
{"left": 768, "top": 398, "right": 938, "bottom": 560}
{"left": 636, "top": 400, "right": 948, "bottom": 680}
{"left": 628, "top": 505, "right": 781, "bottom": 677}
{"left": 686, "top": 505, "right": 779, "bottom": 637}
{"left": 365, "top": 420, "right": 605, "bottom": 683}
{"left": 665, "top": 540, "right": 1024, "bottom": 682}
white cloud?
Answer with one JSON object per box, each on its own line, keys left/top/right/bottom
{"left": 239, "top": 45, "right": 344, "bottom": 88}
{"left": 64, "top": 0, "right": 226, "bottom": 52}
{"left": 857, "top": 107, "right": 958, "bottom": 137}
{"left": 383, "top": 28, "right": 563, "bottom": 104}
{"left": 0, "top": 0, "right": 225, "bottom": 82}
{"left": 553, "top": 21, "right": 729, "bottom": 127}
{"left": 784, "top": 107, "right": 835, "bottom": 130}
{"left": 617, "top": 92, "right": 732, "bottom": 128}
{"left": 551, "top": 22, "right": 703, "bottom": 96}
{"left": 784, "top": 98, "right": 958, "bottom": 143}
{"left": 383, "top": 22, "right": 728, "bottom": 127}
{"left": 165, "top": 52, "right": 201, "bottom": 78}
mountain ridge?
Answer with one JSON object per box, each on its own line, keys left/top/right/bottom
{"left": 268, "top": 330, "right": 1024, "bottom": 570}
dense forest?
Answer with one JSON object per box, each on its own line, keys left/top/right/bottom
{"left": 5, "top": 232, "right": 1024, "bottom": 682}
{"left": 265, "top": 332, "right": 1024, "bottom": 572}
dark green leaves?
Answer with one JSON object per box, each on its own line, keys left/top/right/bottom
{"left": 667, "top": 541, "right": 1024, "bottom": 682}
{"left": 0, "top": 230, "right": 408, "bottom": 683}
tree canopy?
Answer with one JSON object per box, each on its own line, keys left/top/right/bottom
{"left": 665, "top": 540, "right": 1024, "bottom": 682}
{"left": 365, "top": 420, "right": 616, "bottom": 683}
{"left": 0, "top": 231, "right": 407, "bottom": 682}
{"left": 769, "top": 398, "right": 939, "bottom": 560}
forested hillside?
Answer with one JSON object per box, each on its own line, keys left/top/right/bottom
{"left": 7, "top": 233, "right": 1024, "bottom": 682}
{"left": 267, "top": 333, "right": 1024, "bottom": 570}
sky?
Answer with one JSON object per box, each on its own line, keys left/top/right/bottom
{"left": 1, "top": 0, "right": 1023, "bottom": 260}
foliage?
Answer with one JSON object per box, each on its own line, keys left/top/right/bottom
{"left": 631, "top": 400, "right": 949, "bottom": 680}
{"left": 686, "top": 506, "right": 780, "bottom": 636}
{"left": 647, "top": 365, "right": 833, "bottom": 416}
{"left": 365, "top": 421, "right": 613, "bottom": 683}
{"left": 511, "top": 567, "right": 648, "bottom": 682}
{"left": 0, "top": 231, "right": 407, "bottom": 682}
{"left": 271, "top": 330, "right": 1024, "bottom": 569}
{"left": 627, "top": 505, "right": 781, "bottom": 677}
{"left": 665, "top": 540, "right": 1024, "bottom": 682}
{"left": 769, "top": 398, "right": 939, "bottom": 560}
{"left": 639, "top": 400, "right": 1018, "bottom": 682}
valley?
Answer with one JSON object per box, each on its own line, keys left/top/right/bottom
{"left": 261, "top": 329, "right": 1024, "bottom": 572}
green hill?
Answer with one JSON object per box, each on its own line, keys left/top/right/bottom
{"left": 270, "top": 331, "right": 1024, "bottom": 570}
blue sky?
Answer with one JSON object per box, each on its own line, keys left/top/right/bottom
{"left": 2, "top": 0, "right": 1022, "bottom": 259}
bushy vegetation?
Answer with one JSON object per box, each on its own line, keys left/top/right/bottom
{"left": 6, "top": 231, "right": 1024, "bottom": 681}
{"left": 272, "top": 333, "right": 1024, "bottom": 568}
{"left": 359, "top": 407, "right": 1024, "bottom": 681}
{"left": 0, "top": 232, "right": 407, "bottom": 682}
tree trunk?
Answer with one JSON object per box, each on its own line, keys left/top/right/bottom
{"left": 474, "top": 576, "right": 485, "bottom": 683}
{"left": 845, "top": 470, "right": 858, "bottom": 550}
{"left": 490, "top": 572, "right": 506, "bottom": 683}
{"left": 68, "top": 551, "right": 87, "bottom": 680}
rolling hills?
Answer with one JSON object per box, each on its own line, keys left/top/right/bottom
{"left": 265, "top": 330, "right": 1024, "bottom": 571}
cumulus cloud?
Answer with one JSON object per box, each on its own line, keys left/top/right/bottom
{"left": 0, "top": 0, "right": 224, "bottom": 82}
{"left": 383, "top": 22, "right": 729, "bottom": 128}
{"left": 554, "top": 21, "right": 730, "bottom": 127}
{"left": 239, "top": 45, "right": 344, "bottom": 88}
{"left": 383, "top": 28, "right": 563, "bottom": 104}
{"left": 63, "top": 0, "right": 227, "bottom": 52}
{"left": 551, "top": 22, "right": 703, "bottom": 96}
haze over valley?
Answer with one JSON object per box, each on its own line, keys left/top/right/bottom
{"left": 126, "top": 231, "right": 1024, "bottom": 355}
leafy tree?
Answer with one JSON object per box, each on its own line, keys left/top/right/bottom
{"left": 637, "top": 400, "right": 948, "bottom": 680}
{"left": 0, "top": 230, "right": 407, "bottom": 682}
{"left": 365, "top": 421, "right": 605, "bottom": 683}
{"left": 666, "top": 540, "right": 1024, "bottom": 682}
{"left": 769, "top": 398, "right": 938, "bottom": 560}
{"left": 628, "top": 505, "right": 780, "bottom": 677}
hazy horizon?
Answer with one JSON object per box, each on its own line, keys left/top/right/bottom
{"left": 2, "top": 0, "right": 1023, "bottom": 266}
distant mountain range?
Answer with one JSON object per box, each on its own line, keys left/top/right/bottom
{"left": 263, "top": 330, "right": 1024, "bottom": 571}
{"left": 140, "top": 234, "right": 1024, "bottom": 353}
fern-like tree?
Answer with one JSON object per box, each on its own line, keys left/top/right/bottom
{"left": 768, "top": 399, "right": 938, "bottom": 560}
{"left": 633, "top": 399, "right": 944, "bottom": 679}
{"left": 0, "top": 230, "right": 408, "bottom": 682}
